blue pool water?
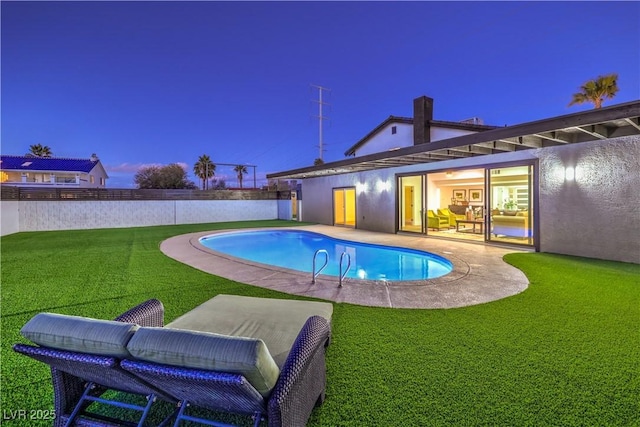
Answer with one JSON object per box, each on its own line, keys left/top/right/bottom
{"left": 199, "top": 229, "right": 452, "bottom": 281}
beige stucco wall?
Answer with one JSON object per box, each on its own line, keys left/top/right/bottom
{"left": 0, "top": 200, "right": 279, "bottom": 235}
{"left": 537, "top": 135, "right": 640, "bottom": 264}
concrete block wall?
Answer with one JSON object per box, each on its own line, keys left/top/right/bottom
{"left": 1, "top": 201, "right": 20, "bottom": 235}
{"left": 1, "top": 199, "right": 282, "bottom": 235}
{"left": 277, "top": 199, "right": 292, "bottom": 220}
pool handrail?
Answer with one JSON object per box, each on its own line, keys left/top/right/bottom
{"left": 339, "top": 252, "right": 351, "bottom": 288}
{"left": 312, "top": 249, "right": 329, "bottom": 284}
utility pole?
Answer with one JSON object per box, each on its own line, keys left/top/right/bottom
{"left": 311, "top": 84, "right": 330, "bottom": 161}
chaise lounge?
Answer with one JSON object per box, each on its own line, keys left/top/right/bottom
{"left": 14, "top": 294, "right": 333, "bottom": 427}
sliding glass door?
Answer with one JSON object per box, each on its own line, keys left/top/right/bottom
{"left": 423, "top": 169, "right": 485, "bottom": 241}
{"left": 488, "top": 165, "right": 535, "bottom": 245}
{"left": 333, "top": 187, "right": 356, "bottom": 227}
{"left": 398, "top": 165, "right": 536, "bottom": 247}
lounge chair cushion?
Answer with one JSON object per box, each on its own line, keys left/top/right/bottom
{"left": 126, "top": 327, "right": 280, "bottom": 398}
{"left": 166, "top": 294, "right": 333, "bottom": 368}
{"left": 20, "top": 313, "right": 139, "bottom": 358}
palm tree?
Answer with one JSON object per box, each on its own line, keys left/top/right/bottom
{"left": 234, "top": 165, "right": 248, "bottom": 189}
{"left": 193, "top": 155, "right": 215, "bottom": 190}
{"left": 27, "top": 144, "right": 53, "bottom": 157}
{"left": 569, "top": 73, "right": 619, "bottom": 109}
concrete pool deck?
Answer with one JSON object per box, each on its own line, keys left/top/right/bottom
{"left": 160, "top": 225, "right": 530, "bottom": 309}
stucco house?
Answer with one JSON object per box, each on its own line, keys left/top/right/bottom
{"left": 0, "top": 154, "right": 108, "bottom": 188}
{"left": 268, "top": 96, "right": 640, "bottom": 264}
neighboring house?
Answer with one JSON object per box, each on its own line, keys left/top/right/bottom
{"left": 268, "top": 96, "right": 640, "bottom": 264}
{"left": 0, "top": 154, "right": 108, "bottom": 188}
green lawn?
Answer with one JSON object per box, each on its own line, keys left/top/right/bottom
{"left": 1, "top": 220, "right": 639, "bottom": 426}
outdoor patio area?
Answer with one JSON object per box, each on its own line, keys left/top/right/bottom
{"left": 161, "top": 225, "right": 530, "bottom": 309}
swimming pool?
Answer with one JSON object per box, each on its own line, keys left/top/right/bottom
{"left": 199, "top": 229, "right": 452, "bottom": 281}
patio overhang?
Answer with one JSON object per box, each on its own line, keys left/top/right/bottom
{"left": 267, "top": 100, "right": 640, "bottom": 180}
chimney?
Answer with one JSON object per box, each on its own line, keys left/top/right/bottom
{"left": 413, "top": 96, "right": 433, "bottom": 145}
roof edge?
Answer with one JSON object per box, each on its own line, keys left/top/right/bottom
{"left": 344, "top": 116, "right": 413, "bottom": 156}
{"left": 269, "top": 100, "right": 640, "bottom": 180}
{"left": 343, "top": 116, "right": 498, "bottom": 157}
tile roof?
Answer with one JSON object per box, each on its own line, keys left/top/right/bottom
{"left": 0, "top": 155, "right": 99, "bottom": 173}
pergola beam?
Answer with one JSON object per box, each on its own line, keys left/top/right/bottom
{"left": 497, "top": 137, "right": 542, "bottom": 149}
{"left": 624, "top": 117, "right": 640, "bottom": 132}
{"left": 447, "top": 145, "right": 493, "bottom": 155}
{"left": 573, "top": 124, "right": 609, "bottom": 139}
{"left": 477, "top": 141, "right": 516, "bottom": 152}
{"left": 533, "top": 131, "right": 573, "bottom": 144}
{"left": 438, "top": 149, "right": 474, "bottom": 158}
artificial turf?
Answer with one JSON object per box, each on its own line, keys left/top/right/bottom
{"left": 1, "top": 220, "right": 638, "bottom": 426}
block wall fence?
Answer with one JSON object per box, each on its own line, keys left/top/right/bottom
{"left": 1, "top": 199, "right": 294, "bottom": 236}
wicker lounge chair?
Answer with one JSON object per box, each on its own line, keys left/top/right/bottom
{"left": 14, "top": 295, "right": 333, "bottom": 427}
{"left": 13, "top": 299, "right": 176, "bottom": 427}
{"left": 122, "top": 295, "right": 333, "bottom": 427}
{"left": 122, "top": 315, "right": 330, "bottom": 427}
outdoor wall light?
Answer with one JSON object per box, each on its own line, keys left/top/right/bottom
{"left": 565, "top": 167, "right": 575, "bottom": 181}
{"left": 376, "top": 179, "right": 391, "bottom": 192}
{"left": 356, "top": 182, "right": 368, "bottom": 193}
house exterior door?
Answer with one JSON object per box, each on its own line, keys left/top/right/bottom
{"left": 398, "top": 175, "right": 423, "bottom": 233}
{"left": 404, "top": 186, "right": 414, "bottom": 225}
{"left": 333, "top": 187, "right": 356, "bottom": 227}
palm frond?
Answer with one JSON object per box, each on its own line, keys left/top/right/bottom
{"left": 568, "top": 73, "right": 619, "bottom": 109}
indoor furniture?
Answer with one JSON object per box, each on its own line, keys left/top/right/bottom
{"left": 427, "top": 210, "right": 449, "bottom": 230}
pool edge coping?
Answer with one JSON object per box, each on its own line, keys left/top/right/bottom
{"left": 160, "top": 224, "right": 530, "bottom": 309}
{"left": 192, "top": 228, "right": 470, "bottom": 287}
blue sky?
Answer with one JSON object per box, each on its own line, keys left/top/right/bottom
{"left": 2, "top": 1, "right": 639, "bottom": 188}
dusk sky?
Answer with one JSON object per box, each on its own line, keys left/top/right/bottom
{"left": 2, "top": 1, "right": 639, "bottom": 188}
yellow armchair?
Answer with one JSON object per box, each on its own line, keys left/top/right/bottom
{"left": 427, "top": 210, "right": 449, "bottom": 230}
{"left": 438, "top": 208, "right": 464, "bottom": 227}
